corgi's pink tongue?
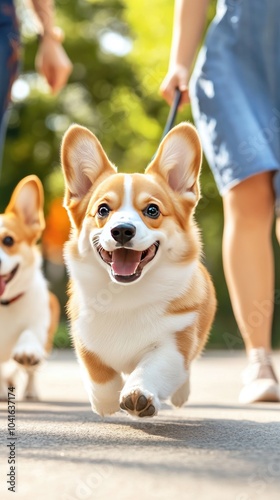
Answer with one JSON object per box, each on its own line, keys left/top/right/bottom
{"left": 0, "top": 277, "right": 6, "bottom": 296}
{"left": 111, "top": 249, "right": 142, "bottom": 276}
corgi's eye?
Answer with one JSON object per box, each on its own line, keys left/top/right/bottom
{"left": 2, "top": 236, "right": 14, "bottom": 247}
{"left": 143, "top": 204, "right": 160, "bottom": 219}
{"left": 97, "top": 204, "right": 111, "bottom": 218}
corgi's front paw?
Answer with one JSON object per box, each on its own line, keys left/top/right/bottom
{"left": 120, "top": 388, "right": 159, "bottom": 418}
{"left": 13, "top": 343, "right": 45, "bottom": 368}
{"left": 13, "top": 352, "right": 42, "bottom": 367}
{"left": 12, "top": 330, "right": 46, "bottom": 368}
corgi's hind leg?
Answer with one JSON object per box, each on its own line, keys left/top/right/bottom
{"left": 24, "top": 368, "right": 39, "bottom": 401}
{"left": 76, "top": 342, "right": 124, "bottom": 416}
{"left": 0, "top": 362, "right": 18, "bottom": 401}
{"left": 0, "top": 364, "right": 7, "bottom": 400}
{"left": 12, "top": 329, "right": 45, "bottom": 401}
{"left": 85, "top": 373, "right": 124, "bottom": 417}
{"left": 171, "top": 373, "right": 190, "bottom": 407}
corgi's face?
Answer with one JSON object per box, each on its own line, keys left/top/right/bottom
{"left": 0, "top": 176, "right": 45, "bottom": 298}
{"left": 61, "top": 123, "right": 202, "bottom": 285}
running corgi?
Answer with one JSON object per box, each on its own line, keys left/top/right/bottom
{"left": 0, "top": 176, "right": 60, "bottom": 400}
{"left": 61, "top": 122, "right": 216, "bottom": 418}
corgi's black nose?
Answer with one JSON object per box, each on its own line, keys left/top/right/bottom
{"left": 111, "top": 223, "right": 136, "bottom": 245}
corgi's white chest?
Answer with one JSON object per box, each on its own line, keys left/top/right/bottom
{"left": 75, "top": 302, "right": 197, "bottom": 374}
{"left": 0, "top": 302, "right": 33, "bottom": 361}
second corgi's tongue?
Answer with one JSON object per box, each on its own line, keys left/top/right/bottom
{"left": 0, "top": 277, "right": 6, "bottom": 296}
{"left": 111, "top": 248, "right": 142, "bottom": 276}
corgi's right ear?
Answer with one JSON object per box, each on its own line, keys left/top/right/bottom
{"left": 61, "top": 124, "right": 116, "bottom": 207}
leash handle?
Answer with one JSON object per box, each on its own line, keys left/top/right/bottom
{"left": 160, "top": 87, "right": 182, "bottom": 142}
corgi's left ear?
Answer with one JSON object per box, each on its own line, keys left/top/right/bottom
{"left": 6, "top": 175, "right": 45, "bottom": 238}
{"left": 145, "top": 123, "right": 202, "bottom": 205}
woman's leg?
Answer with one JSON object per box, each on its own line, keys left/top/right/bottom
{"left": 274, "top": 171, "right": 280, "bottom": 245}
{"left": 275, "top": 219, "right": 280, "bottom": 246}
{"left": 222, "top": 172, "right": 279, "bottom": 402}
{"left": 222, "top": 172, "right": 275, "bottom": 352}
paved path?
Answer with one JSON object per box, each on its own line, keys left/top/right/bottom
{"left": 0, "top": 350, "right": 280, "bottom": 500}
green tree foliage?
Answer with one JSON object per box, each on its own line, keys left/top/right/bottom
{"left": 1, "top": 0, "right": 279, "bottom": 347}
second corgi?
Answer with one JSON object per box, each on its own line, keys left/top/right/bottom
{"left": 0, "top": 176, "right": 60, "bottom": 400}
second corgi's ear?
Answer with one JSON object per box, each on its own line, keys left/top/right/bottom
{"left": 6, "top": 175, "right": 45, "bottom": 240}
{"left": 145, "top": 123, "right": 202, "bottom": 204}
{"left": 61, "top": 124, "right": 116, "bottom": 205}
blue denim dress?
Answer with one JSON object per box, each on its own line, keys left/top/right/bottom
{"left": 0, "top": 0, "right": 20, "bottom": 173}
{"left": 190, "top": 0, "right": 280, "bottom": 210}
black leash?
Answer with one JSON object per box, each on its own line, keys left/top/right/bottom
{"left": 152, "top": 88, "right": 182, "bottom": 160}
{"left": 159, "top": 87, "right": 182, "bottom": 142}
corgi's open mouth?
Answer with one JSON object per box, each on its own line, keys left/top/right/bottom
{"left": 0, "top": 264, "right": 19, "bottom": 296}
{"left": 97, "top": 242, "right": 159, "bottom": 283}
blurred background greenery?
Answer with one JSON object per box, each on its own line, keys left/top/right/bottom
{"left": 1, "top": 0, "right": 279, "bottom": 348}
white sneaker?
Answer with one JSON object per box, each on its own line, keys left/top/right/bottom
{"left": 239, "top": 348, "right": 280, "bottom": 404}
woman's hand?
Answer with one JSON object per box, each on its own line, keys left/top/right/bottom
{"left": 160, "top": 64, "right": 190, "bottom": 107}
{"left": 35, "top": 36, "right": 72, "bottom": 94}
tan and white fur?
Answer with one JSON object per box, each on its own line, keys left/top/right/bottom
{"left": 0, "top": 176, "right": 60, "bottom": 400}
{"left": 61, "top": 122, "right": 216, "bottom": 418}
